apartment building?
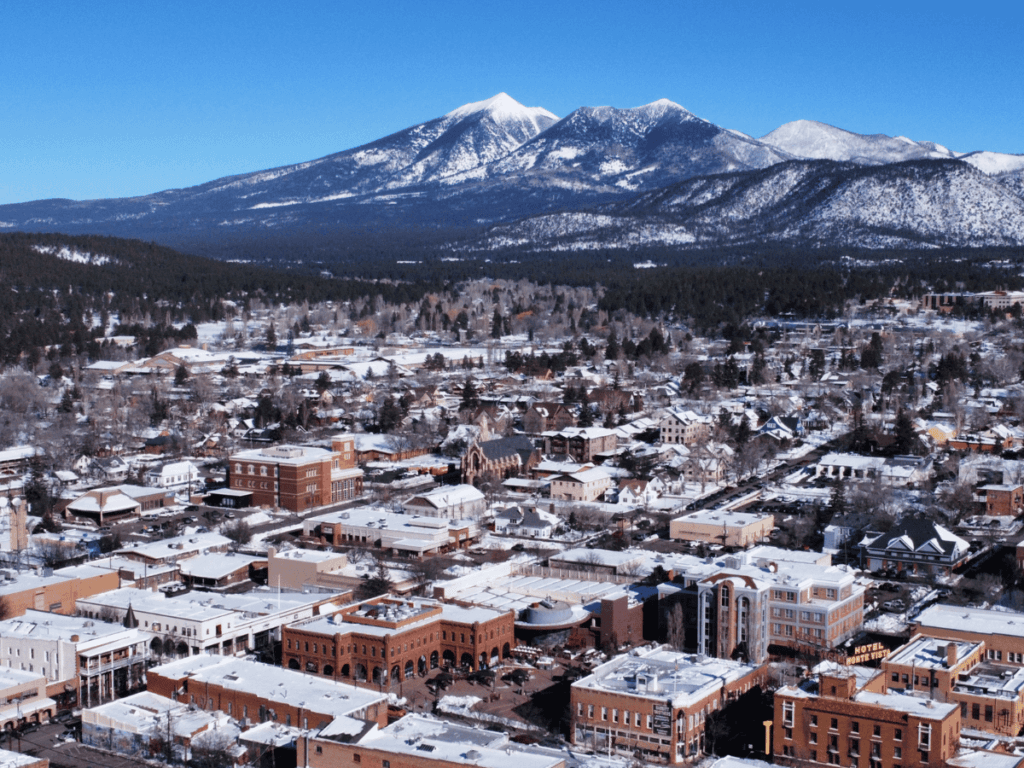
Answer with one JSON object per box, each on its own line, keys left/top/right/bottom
{"left": 282, "top": 596, "right": 513, "bottom": 685}
{"left": 228, "top": 435, "right": 363, "bottom": 512}
{"left": 667, "top": 551, "right": 864, "bottom": 663}
{"left": 543, "top": 427, "right": 618, "bottom": 462}
{"left": 658, "top": 409, "right": 712, "bottom": 446}
{"left": 774, "top": 667, "right": 960, "bottom": 768}
{"left": 570, "top": 646, "right": 765, "bottom": 764}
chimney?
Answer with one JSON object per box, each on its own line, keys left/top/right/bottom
{"left": 268, "top": 546, "right": 277, "bottom": 559}
{"left": 947, "top": 642, "right": 958, "bottom": 667}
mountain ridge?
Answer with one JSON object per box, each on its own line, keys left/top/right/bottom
{"left": 2, "top": 93, "right": 1022, "bottom": 258}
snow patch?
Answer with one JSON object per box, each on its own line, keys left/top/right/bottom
{"left": 31, "top": 245, "right": 116, "bottom": 266}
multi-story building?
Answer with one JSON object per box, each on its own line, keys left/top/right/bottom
{"left": 976, "top": 483, "right": 1024, "bottom": 515}
{"left": 658, "top": 409, "right": 712, "bottom": 446}
{"left": 665, "top": 551, "right": 864, "bottom": 664}
{"left": 77, "top": 587, "right": 345, "bottom": 658}
{"left": 549, "top": 467, "right": 613, "bottom": 502}
{"left": 543, "top": 427, "right": 618, "bottom": 463}
{"left": 881, "top": 634, "right": 1024, "bottom": 737}
{"left": 282, "top": 596, "right": 513, "bottom": 685}
{"left": 403, "top": 484, "right": 486, "bottom": 520}
{"left": 147, "top": 655, "right": 387, "bottom": 731}
{"left": 774, "top": 666, "right": 960, "bottom": 768}
{"left": 0, "top": 496, "right": 27, "bottom": 553}
{"left": 0, "top": 565, "right": 120, "bottom": 619}
{"left": 570, "top": 645, "right": 765, "bottom": 764}
{"left": 0, "top": 609, "right": 150, "bottom": 709}
{"left": 914, "top": 605, "right": 1024, "bottom": 666}
{"left": 228, "top": 435, "right": 363, "bottom": 513}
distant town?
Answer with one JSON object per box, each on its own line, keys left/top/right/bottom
{"left": 3, "top": 279, "right": 1024, "bottom": 768}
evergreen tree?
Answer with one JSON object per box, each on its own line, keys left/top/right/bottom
{"left": 266, "top": 322, "right": 277, "bottom": 349}
{"left": 894, "top": 409, "right": 916, "bottom": 455}
{"left": 460, "top": 378, "right": 480, "bottom": 411}
{"left": 606, "top": 328, "right": 620, "bottom": 360}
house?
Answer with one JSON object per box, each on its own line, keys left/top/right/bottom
{"left": 862, "top": 518, "right": 970, "bottom": 575}
{"left": 493, "top": 505, "right": 558, "bottom": 538}
{"left": 757, "top": 414, "right": 804, "bottom": 441}
{"left": 549, "top": 467, "right": 613, "bottom": 502}
{"left": 65, "top": 488, "right": 142, "bottom": 525}
{"left": 976, "top": 483, "right": 1024, "bottom": 515}
{"left": 404, "top": 484, "right": 486, "bottom": 520}
{"left": 144, "top": 460, "right": 199, "bottom": 490}
{"left": 523, "top": 402, "right": 575, "bottom": 434}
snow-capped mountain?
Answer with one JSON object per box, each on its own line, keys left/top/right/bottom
{"left": 759, "top": 120, "right": 959, "bottom": 165}
{"left": 471, "top": 159, "right": 1024, "bottom": 251}
{"left": 0, "top": 93, "right": 1022, "bottom": 257}
{"left": 454, "top": 99, "right": 792, "bottom": 192}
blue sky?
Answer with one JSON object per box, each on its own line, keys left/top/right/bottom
{"left": 2, "top": 0, "right": 1021, "bottom": 204}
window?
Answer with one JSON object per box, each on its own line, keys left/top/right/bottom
{"left": 851, "top": 721, "right": 859, "bottom": 734}
{"left": 894, "top": 746, "right": 902, "bottom": 759}
{"left": 353, "top": 755, "right": 361, "bottom": 764}
{"left": 601, "top": 707, "right": 607, "bottom": 721}
{"left": 784, "top": 727, "right": 793, "bottom": 740}
{"left": 849, "top": 738, "right": 859, "bottom": 756}
{"left": 918, "top": 723, "right": 931, "bottom": 750}
{"left": 894, "top": 728, "right": 902, "bottom": 741}
{"left": 810, "top": 715, "right": 818, "bottom": 727}
{"left": 315, "top": 746, "right": 322, "bottom": 755}
{"left": 383, "top": 762, "right": 390, "bottom": 768}
{"left": 830, "top": 718, "right": 838, "bottom": 731}
{"left": 872, "top": 725, "right": 881, "bottom": 737}
{"left": 809, "top": 731, "right": 817, "bottom": 744}
{"left": 782, "top": 701, "right": 794, "bottom": 726}
{"left": 891, "top": 672, "right": 899, "bottom": 682}
{"left": 588, "top": 705, "right": 594, "bottom": 718}
{"left": 612, "top": 709, "right": 618, "bottom": 723}
{"left": 986, "top": 705, "right": 993, "bottom": 723}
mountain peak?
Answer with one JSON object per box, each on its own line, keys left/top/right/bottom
{"left": 445, "top": 93, "right": 558, "bottom": 123}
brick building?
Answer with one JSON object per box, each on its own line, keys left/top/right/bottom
{"left": 228, "top": 435, "right": 363, "bottom": 513}
{"left": 881, "top": 634, "right": 1024, "bottom": 737}
{"left": 658, "top": 409, "right": 712, "bottom": 446}
{"left": 282, "top": 596, "right": 513, "bottom": 686}
{"left": 570, "top": 645, "right": 765, "bottom": 764}
{"left": 298, "top": 713, "right": 564, "bottom": 768}
{"left": 543, "top": 427, "right": 618, "bottom": 463}
{"left": 0, "top": 566, "right": 119, "bottom": 619}
{"left": 147, "top": 655, "right": 387, "bottom": 731}
{"left": 774, "top": 667, "right": 960, "bottom": 768}
{"left": 669, "top": 509, "right": 774, "bottom": 548}
{"left": 914, "top": 605, "right": 1024, "bottom": 666}
{"left": 976, "top": 484, "right": 1024, "bottom": 515}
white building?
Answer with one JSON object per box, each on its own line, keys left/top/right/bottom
{"left": 144, "top": 460, "right": 200, "bottom": 490}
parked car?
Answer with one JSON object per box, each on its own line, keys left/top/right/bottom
{"left": 882, "top": 599, "right": 906, "bottom": 612}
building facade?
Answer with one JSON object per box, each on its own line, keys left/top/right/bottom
{"left": 228, "top": 435, "right": 363, "bottom": 512}
{"left": 282, "top": 596, "right": 513, "bottom": 686}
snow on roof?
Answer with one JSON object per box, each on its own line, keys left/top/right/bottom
{"left": 353, "top": 713, "right": 563, "bottom": 768}
{"left": 177, "top": 552, "right": 264, "bottom": 580}
{"left": 407, "top": 484, "right": 484, "bottom": 508}
{"left": 149, "top": 657, "right": 386, "bottom": 718}
{"left": 574, "top": 646, "right": 760, "bottom": 708}
{"left": 231, "top": 444, "right": 334, "bottom": 465}
{"left": 853, "top": 690, "right": 957, "bottom": 719}
{"left": 885, "top": 635, "right": 980, "bottom": 670}
{"left": 915, "top": 604, "right": 1024, "bottom": 638}
{"left": 0, "top": 747, "right": 54, "bottom": 768}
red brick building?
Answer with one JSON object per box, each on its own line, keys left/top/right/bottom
{"left": 147, "top": 655, "right": 387, "bottom": 730}
{"left": 282, "top": 596, "right": 513, "bottom": 686}
{"left": 228, "top": 435, "right": 363, "bottom": 512}
{"left": 570, "top": 646, "right": 766, "bottom": 764}
{"left": 774, "top": 668, "right": 960, "bottom": 768}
